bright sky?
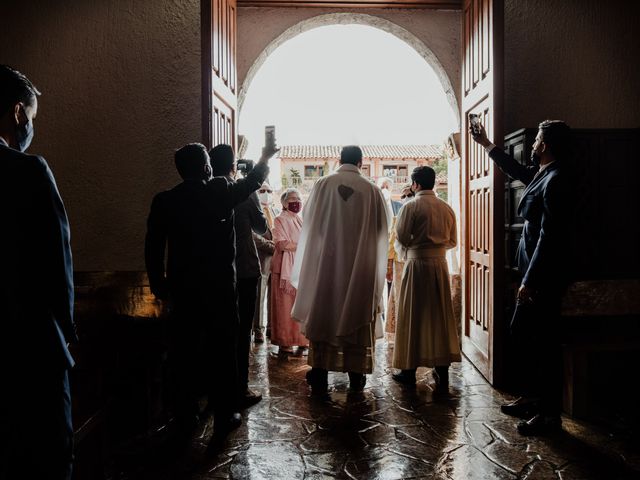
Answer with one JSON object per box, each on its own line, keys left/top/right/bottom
{"left": 239, "top": 24, "right": 458, "bottom": 186}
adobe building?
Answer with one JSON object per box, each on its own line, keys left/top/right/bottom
{"left": 278, "top": 144, "right": 447, "bottom": 197}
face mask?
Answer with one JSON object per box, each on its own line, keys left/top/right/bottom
{"left": 258, "top": 192, "right": 272, "bottom": 205}
{"left": 16, "top": 106, "right": 34, "bottom": 152}
{"left": 382, "top": 189, "right": 391, "bottom": 201}
{"left": 287, "top": 201, "right": 301, "bottom": 214}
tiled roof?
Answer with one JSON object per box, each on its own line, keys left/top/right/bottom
{"left": 279, "top": 145, "right": 442, "bottom": 159}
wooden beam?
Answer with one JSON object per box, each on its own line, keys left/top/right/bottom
{"left": 237, "top": 0, "right": 461, "bottom": 9}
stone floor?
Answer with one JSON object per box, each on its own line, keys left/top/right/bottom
{"left": 114, "top": 340, "right": 640, "bottom": 479}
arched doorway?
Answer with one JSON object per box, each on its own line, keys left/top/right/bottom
{"left": 237, "top": 12, "right": 460, "bottom": 131}
{"left": 236, "top": 15, "right": 464, "bottom": 329}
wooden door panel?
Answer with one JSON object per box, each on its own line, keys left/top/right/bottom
{"left": 461, "top": 0, "right": 503, "bottom": 384}
{"left": 203, "top": 0, "right": 238, "bottom": 149}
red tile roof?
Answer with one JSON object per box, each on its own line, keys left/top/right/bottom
{"left": 279, "top": 145, "right": 442, "bottom": 159}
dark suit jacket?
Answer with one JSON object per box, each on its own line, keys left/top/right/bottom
{"left": 145, "top": 164, "right": 268, "bottom": 303}
{"left": 490, "top": 147, "right": 568, "bottom": 291}
{"left": 234, "top": 191, "right": 267, "bottom": 279}
{"left": 0, "top": 138, "right": 76, "bottom": 370}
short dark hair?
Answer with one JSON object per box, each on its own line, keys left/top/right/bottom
{"left": 0, "top": 65, "right": 40, "bottom": 116}
{"left": 340, "top": 145, "right": 362, "bottom": 166}
{"left": 175, "top": 143, "right": 209, "bottom": 180}
{"left": 209, "top": 144, "right": 235, "bottom": 176}
{"left": 538, "top": 120, "right": 571, "bottom": 160}
{"left": 411, "top": 166, "right": 436, "bottom": 190}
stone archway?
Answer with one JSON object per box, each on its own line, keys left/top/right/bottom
{"left": 237, "top": 12, "right": 460, "bottom": 132}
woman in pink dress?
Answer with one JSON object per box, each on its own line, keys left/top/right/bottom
{"left": 270, "top": 188, "right": 308, "bottom": 354}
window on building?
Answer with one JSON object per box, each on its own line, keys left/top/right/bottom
{"left": 304, "top": 165, "right": 320, "bottom": 178}
{"left": 383, "top": 165, "right": 398, "bottom": 177}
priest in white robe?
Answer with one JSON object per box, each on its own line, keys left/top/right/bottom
{"left": 392, "top": 166, "right": 460, "bottom": 388}
{"left": 291, "top": 146, "right": 389, "bottom": 393}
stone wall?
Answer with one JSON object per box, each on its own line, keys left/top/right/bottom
{"left": 504, "top": 0, "right": 640, "bottom": 132}
{"left": 0, "top": 0, "right": 202, "bottom": 270}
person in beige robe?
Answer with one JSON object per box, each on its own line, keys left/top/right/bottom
{"left": 392, "top": 166, "right": 460, "bottom": 387}
{"left": 291, "top": 146, "right": 389, "bottom": 393}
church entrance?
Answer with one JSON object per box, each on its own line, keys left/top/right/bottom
{"left": 202, "top": 0, "right": 506, "bottom": 385}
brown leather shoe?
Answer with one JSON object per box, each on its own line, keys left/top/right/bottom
{"left": 213, "top": 412, "right": 242, "bottom": 437}
{"left": 517, "top": 414, "right": 562, "bottom": 435}
{"left": 306, "top": 368, "right": 328, "bottom": 394}
{"left": 392, "top": 369, "right": 416, "bottom": 386}
{"left": 501, "top": 398, "right": 539, "bottom": 419}
{"left": 240, "top": 389, "right": 263, "bottom": 408}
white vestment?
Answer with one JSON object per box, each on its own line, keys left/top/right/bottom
{"left": 291, "top": 164, "right": 389, "bottom": 371}
{"left": 392, "top": 190, "right": 461, "bottom": 369}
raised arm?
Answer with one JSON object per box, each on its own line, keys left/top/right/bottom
{"left": 470, "top": 122, "right": 537, "bottom": 185}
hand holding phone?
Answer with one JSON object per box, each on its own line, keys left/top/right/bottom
{"left": 468, "top": 113, "right": 491, "bottom": 147}
{"left": 469, "top": 114, "right": 481, "bottom": 136}
{"left": 260, "top": 125, "right": 279, "bottom": 162}
{"left": 265, "top": 125, "right": 276, "bottom": 149}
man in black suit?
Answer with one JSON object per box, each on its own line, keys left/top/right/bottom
{"left": 145, "top": 143, "right": 272, "bottom": 444}
{"left": 0, "top": 65, "right": 76, "bottom": 479}
{"left": 471, "top": 119, "right": 571, "bottom": 435}
{"left": 209, "top": 145, "right": 267, "bottom": 409}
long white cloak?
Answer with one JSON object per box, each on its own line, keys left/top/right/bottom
{"left": 291, "top": 164, "right": 389, "bottom": 346}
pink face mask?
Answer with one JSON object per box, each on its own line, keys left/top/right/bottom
{"left": 287, "top": 201, "right": 301, "bottom": 213}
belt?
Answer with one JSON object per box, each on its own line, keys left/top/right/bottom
{"left": 407, "top": 247, "right": 446, "bottom": 259}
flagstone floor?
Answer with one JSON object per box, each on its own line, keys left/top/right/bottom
{"left": 116, "top": 340, "right": 639, "bottom": 479}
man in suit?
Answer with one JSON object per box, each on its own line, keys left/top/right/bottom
{"left": 471, "top": 119, "right": 571, "bottom": 435}
{"left": 252, "top": 182, "right": 276, "bottom": 343}
{"left": 145, "top": 143, "right": 272, "bottom": 445}
{"left": 209, "top": 144, "right": 267, "bottom": 409}
{"left": 0, "top": 65, "right": 76, "bottom": 479}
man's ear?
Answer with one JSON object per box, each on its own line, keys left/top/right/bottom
{"left": 204, "top": 164, "right": 212, "bottom": 179}
{"left": 540, "top": 142, "right": 547, "bottom": 154}
{"left": 13, "top": 103, "right": 22, "bottom": 125}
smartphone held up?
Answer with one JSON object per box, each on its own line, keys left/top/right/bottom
{"left": 469, "top": 113, "right": 482, "bottom": 137}
{"left": 265, "top": 125, "right": 276, "bottom": 151}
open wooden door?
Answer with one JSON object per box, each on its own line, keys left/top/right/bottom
{"left": 202, "top": 0, "right": 238, "bottom": 149}
{"left": 461, "top": 0, "right": 504, "bottom": 384}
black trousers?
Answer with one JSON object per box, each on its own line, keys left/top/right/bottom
{"left": 510, "top": 291, "right": 563, "bottom": 416}
{"left": 0, "top": 367, "right": 73, "bottom": 480}
{"left": 237, "top": 276, "right": 260, "bottom": 391}
{"left": 169, "top": 286, "right": 240, "bottom": 422}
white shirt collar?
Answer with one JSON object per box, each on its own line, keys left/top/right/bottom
{"left": 0, "top": 136, "right": 8, "bottom": 147}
